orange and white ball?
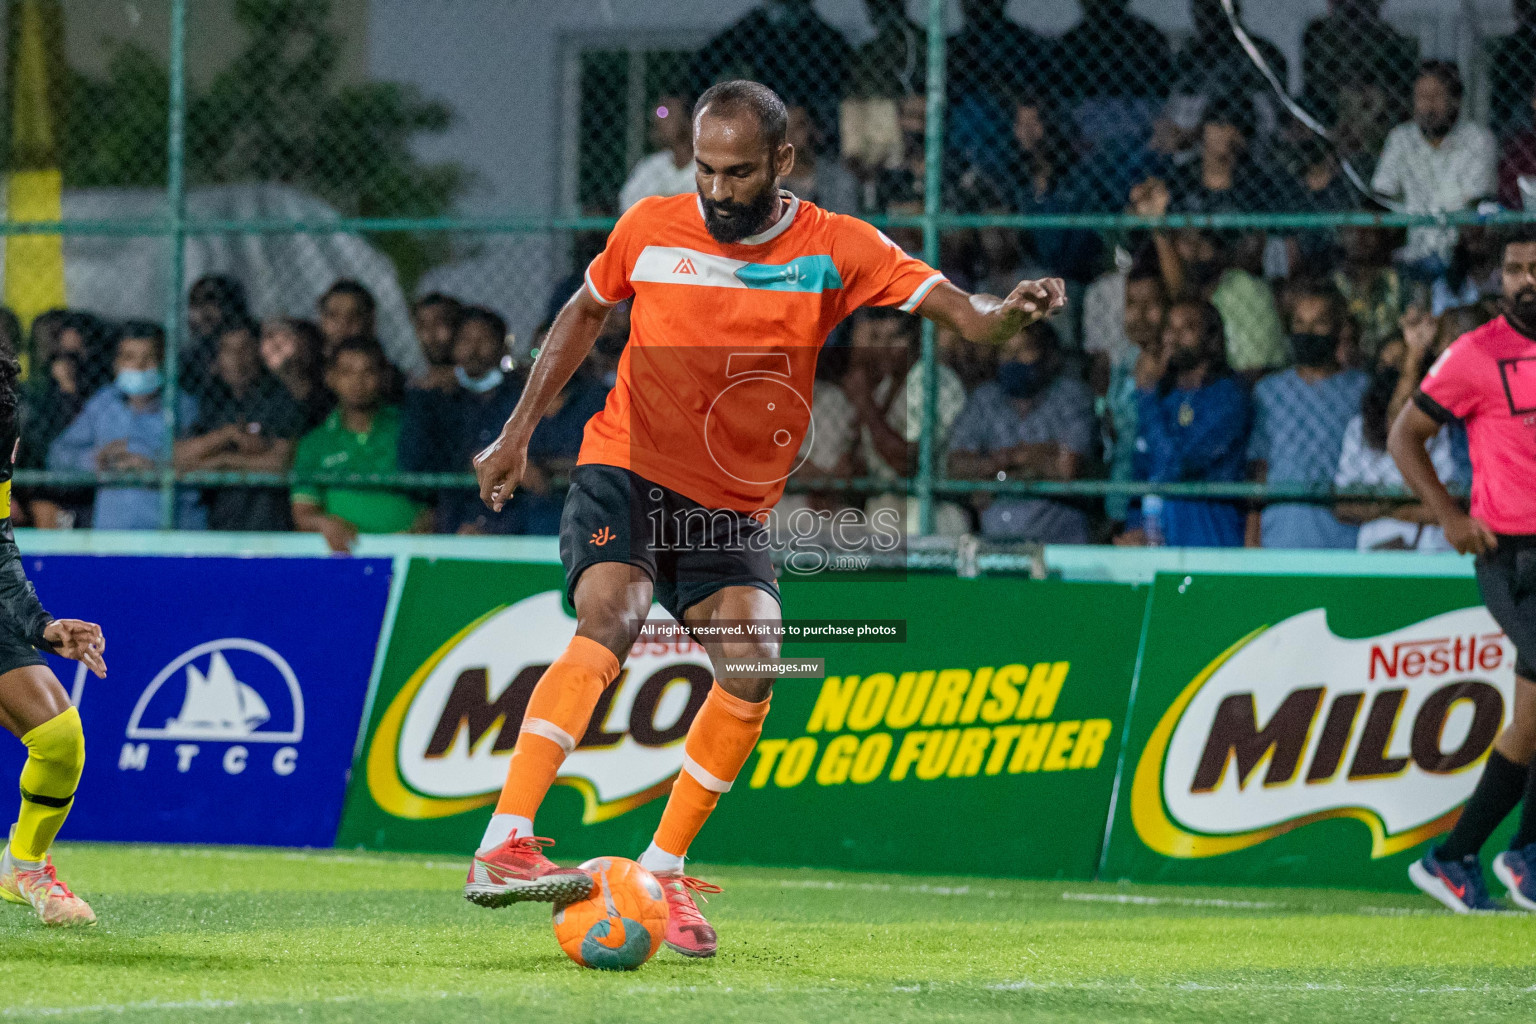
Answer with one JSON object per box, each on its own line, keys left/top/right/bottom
{"left": 552, "top": 857, "right": 668, "bottom": 970}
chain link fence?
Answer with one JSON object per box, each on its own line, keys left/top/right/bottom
{"left": 1, "top": 0, "right": 1529, "bottom": 550}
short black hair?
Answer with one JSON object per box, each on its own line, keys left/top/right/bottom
{"left": 1202, "top": 93, "right": 1256, "bottom": 140}
{"left": 1418, "top": 60, "right": 1464, "bottom": 102}
{"left": 412, "top": 292, "right": 462, "bottom": 317}
{"left": 1502, "top": 224, "right": 1536, "bottom": 250}
{"left": 1286, "top": 279, "right": 1350, "bottom": 333}
{"left": 326, "top": 335, "right": 388, "bottom": 371}
{"left": 320, "top": 279, "right": 377, "bottom": 315}
{"left": 1126, "top": 250, "right": 1168, "bottom": 300}
{"left": 188, "top": 275, "right": 248, "bottom": 315}
{"left": 217, "top": 315, "right": 261, "bottom": 342}
{"left": 1161, "top": 299, "right": 1230, "bottom": 392}
{"left": 119, "top": 320, "right": 167, "bottom": 359}
{"left": 695, "top": 80, "right": 789, "bottom": 153}
{"left": 455, "top": 305, "right": 508, "bottom": 344}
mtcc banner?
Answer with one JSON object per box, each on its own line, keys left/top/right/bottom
{"left": 0, "top": 556, "right": 392, "bottom": 846}
{"left": 1105, "top": 573, "right": 1514, "bottom": 891}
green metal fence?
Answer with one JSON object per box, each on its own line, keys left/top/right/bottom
{"left": 1, "top": 0, "right": 1527, "bottom": 536}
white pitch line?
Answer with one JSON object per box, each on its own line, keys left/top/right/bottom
{"left": 762, "top": 878, "right": 1016, "bottom": 899}
{"left": 0, "top": 994, "right": 395, "bottom": 1020}
{"left": 982, "top": 980, "right": 1536, "bottom": 996}
{"left": 1060, "top": 892, "right": 1282, "bottom": 910}
{"left": 1348, "top": 904, "right": 1530, "bottom": 917}
{"left": 112, "top": 846, "right": 463, "bottom": 871}
{"left": 1, "top": 999, "right": 246, "bottom": 1019}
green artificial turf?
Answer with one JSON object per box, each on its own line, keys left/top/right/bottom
{"left": 0, "top": 844, "right": 1532, "bottom": 1023}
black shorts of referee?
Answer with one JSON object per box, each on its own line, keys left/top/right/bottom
{"left": 1476, "top": 535, "right": 1536, "bottom": 680}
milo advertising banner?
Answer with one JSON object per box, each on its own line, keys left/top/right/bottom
{"left": 338, "top": 559, "right": 1146, "bottom": 879}
{"left": 699, "top": 577, "right": 1147, "bottom": 877}
{"left": 1102, "top": 573, "right": 1517, "bottom": 891}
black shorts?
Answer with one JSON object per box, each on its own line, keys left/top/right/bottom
{"left": 558, "top": 464, "right": 780, "bottom": 622}
{"left": 0, "top": 627, "right": 45, "bottom": 679}
{"left": 1475, "top": 535, "right": 1536, "bottom": 680}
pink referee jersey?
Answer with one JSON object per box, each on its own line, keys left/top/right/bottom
{"left": 1416, "top": 315, "right": 1536, "bottom": 535}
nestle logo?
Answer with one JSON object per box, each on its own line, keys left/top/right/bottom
{"left": 1368, "top": 634, "right": 1504, "bottom": 680}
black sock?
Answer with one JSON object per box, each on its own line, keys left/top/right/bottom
{"left": 1438, "top": 749, "right": 1528, "bottom": 861}
{"left": 1511, "top": 757, "right": 1536, "bottom": 851}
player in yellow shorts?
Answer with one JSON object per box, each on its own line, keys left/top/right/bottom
{"left": 0, "top": 355, "right": 108, "bottom": 926}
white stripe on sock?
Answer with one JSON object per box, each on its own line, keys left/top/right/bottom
{"left": 682, "top": 754, "right": 733, "bottom": 793}
{"left": 521, "top": 718, "right": 576, "bottom": 754}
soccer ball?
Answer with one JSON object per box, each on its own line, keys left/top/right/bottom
{"left": 552, "top": 857, "right": 668, "bottom": 971}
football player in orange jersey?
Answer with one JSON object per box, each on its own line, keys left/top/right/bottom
{"left": 465, "top": 80, "right": 1065, "bottom": 957}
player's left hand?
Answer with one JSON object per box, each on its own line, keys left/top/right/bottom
{"left": 44, "top": 619, "right": 107, "bottom": 679}
{"left": 1000, "top": 278, "right": 1067, "bottom": 332}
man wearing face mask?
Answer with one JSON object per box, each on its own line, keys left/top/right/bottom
{"left": 47, "top": 325, "right": 204, "bottom": 530}
{"left": 1121, "top": 299, "right": 1250, "bottom": 547}
{"left": 1390, "top": 229, "right": 1536, "bottom": 913}
{"left": 1247, "top": 284, "right": 1369, "bottom": 548}
{"left": 948, "top": 322, "right": 1097, "bottom": 543}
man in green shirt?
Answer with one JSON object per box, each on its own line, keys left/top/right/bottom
{"left": 291, "top": 337, "right": 426, "bottom": 551}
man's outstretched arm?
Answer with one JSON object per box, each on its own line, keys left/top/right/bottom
{"left": 914, "top": 279, "right": 1067, "bottom": 345}
{"left": 474, "top": 287, "right": 611, "bottom": 510}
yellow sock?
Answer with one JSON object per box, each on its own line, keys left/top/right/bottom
{"left": 11, "top": 707, "right": 85, "bottom": 863}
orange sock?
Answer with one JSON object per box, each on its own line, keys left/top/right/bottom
{"left": 654, "top": 682, "right": 771, "bottom": 857}
{"left": 496, "top": 635, "right": 621, "bottom": 819}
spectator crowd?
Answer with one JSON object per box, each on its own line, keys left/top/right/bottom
{"left": 4, "top": 0, "right": 1529, "bottom": 551}
{"left": 1, "top": 278, "right": 612, "bottom": 551}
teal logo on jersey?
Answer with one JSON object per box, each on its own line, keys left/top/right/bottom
{"left": 733, "top": 255, "right": 842, "bottom": 293}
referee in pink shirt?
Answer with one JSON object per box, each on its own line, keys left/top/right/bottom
{"left": 1391, "top": 228, "right": 1536, "bottom": 913}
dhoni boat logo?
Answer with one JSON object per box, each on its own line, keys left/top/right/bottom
{"left": 367, "top": 591, "right": 713, "bottom": 822}
{"left": 128, "top": 639, "right": 304, "bottom": 743}
{"left": 1131, "top": 607, "right": 1515, "bottom": 859}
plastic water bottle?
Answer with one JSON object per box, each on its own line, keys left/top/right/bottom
{"left": 1143, "top": 494, "right": 1165, "bottom": 548}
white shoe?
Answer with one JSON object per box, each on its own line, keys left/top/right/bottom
{"left": 0, "top": 838, "right": 96, "bottom": 927}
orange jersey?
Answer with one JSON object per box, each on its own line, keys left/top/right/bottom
{"left": 580, "top": 191, "right": 945, "bottom": 512}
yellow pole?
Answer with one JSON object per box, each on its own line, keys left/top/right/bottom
{"left": 4, "top": 0, "right": 68, "bottom": 362}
